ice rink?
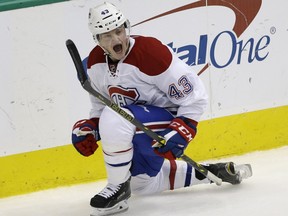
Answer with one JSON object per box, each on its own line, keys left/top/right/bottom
{"left": 1, "top": 146, "right": 287, "bottom": 216}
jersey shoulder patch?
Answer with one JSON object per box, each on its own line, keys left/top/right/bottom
{"left": 87, "top": 46, "right": 106, "bottom": 69}
{"left": 124, "top": 36, "right": 172, "bottom": 76}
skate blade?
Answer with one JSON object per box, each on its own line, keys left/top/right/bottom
{"left": 90, "top": 200, "right": 129, "bottom": 216}
{"left": 235, "top": 164, "right": 253, "bottom": 181}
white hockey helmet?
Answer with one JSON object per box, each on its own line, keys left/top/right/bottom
{"left": 88, "top": 2, "right": 128, "bottom": 40}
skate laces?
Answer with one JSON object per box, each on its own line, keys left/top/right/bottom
{"left": 98, "top": 183, "right": 121, "bottom": 198}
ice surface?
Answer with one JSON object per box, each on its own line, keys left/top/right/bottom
{"left": 1, "top": 146, "right": 288, "bottom": 216}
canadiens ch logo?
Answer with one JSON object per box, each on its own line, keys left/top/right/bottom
{"left": 108, "top": 86, "right": 140, "bottom": 106}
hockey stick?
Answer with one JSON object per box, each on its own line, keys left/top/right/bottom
{"left": 65, "top": 39, "right": 222, "bottom": 186}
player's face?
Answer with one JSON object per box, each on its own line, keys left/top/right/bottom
{"left": 98, "top": 25, "right": 129, "bottom": 61}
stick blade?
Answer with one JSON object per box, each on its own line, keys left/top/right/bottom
{"left": 65, "top": 39, "right": 74, "bottom": 47}
{"left": 65, "top": 39, "right": 87, "bottom": 85}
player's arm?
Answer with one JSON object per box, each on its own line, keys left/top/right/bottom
{"left": 152, "top": 53, "right": 208, "bottom": 160}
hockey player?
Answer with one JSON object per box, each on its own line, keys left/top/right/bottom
{"left": 71, "top": 2, "right": 252, "bottom": 216}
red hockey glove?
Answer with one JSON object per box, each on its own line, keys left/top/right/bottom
{"left": 152, "top": 117, "right": 197, "bottom": 160}
{"left": 71, "top": 118, "right": 100, "bottom": 157}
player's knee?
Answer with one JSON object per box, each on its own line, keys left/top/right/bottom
{"left": 99, "top": 106, "right": 135, "bottom": 152}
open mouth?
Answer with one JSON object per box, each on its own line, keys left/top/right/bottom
{"left": 113, "top": 44, "right": 123, "bottom": 53}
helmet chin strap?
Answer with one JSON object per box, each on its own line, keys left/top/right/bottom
{"left": 94, "top": 38, "right": 112, "bottom": 57}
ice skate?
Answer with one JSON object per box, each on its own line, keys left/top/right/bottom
{"left": 90, "top": 178, "right": 131, "bottom": 216}
{"left": 206, "top": 162, "right": 251, "bottom": 185}
{"left": 235, "top": 163, "right": 253, "bottom": 182}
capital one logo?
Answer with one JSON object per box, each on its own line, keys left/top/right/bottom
{"left": 133, "top": 0, "right": 268, "bottom": 71}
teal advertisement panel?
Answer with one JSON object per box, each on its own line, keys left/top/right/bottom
{"left": 0, "top": 0, "right": 68, "bottom": 12}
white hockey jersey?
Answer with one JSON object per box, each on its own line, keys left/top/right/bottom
{"left": 86, "top": 36, "right": 208, "bottom": 122}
